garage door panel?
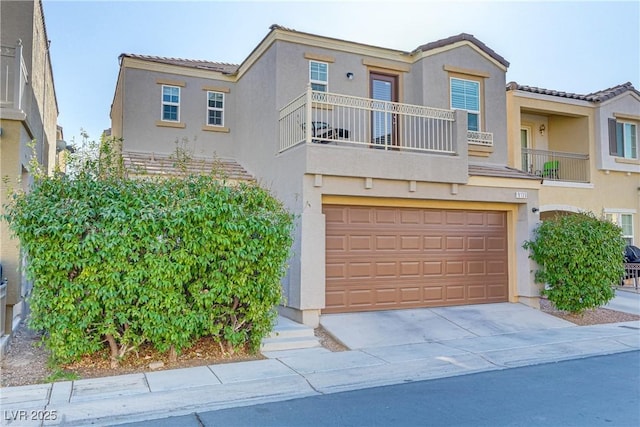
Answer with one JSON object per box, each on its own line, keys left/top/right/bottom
{"left": 488, "top": 284, "right": 508, "bottom": 298}
{"left": 349, "top": 235, "right": 372, "bottom": 250}
{"left": 374, "top": 262, "right": 398, "bottom": 277}
{"left": 375, "top": 288, "right": 399, "bottom": 304}
{"left": 400, "top": 261, "right": 420, "bottom": 277}
{"left": 423, "top": 261, "right": 443, "bottom": 275}
{"left": 400, "top": 235, "right": 421, "bottom": 250}
{"left": 445, "top": 261, "right": 464, "bottom": 275}
{"left": 423, "top": 286, "right": 444, "bottom": 301}
{"left": 324, "top": 206, "right": 348, "bottom": 224}
{"left": 445, "top": 285, "right": 465, "bottom": 301}
{"left": 375, "top": 209, "right": 397, "bottom": 224}
{"left": 424, "top": 236, "right": 443, "bottom": 250}
{"left": 400, "top": 210, "right": 421, "bottom": 224}
{"left": 349, "top": 262, "right": 373, "bottom": 278}
{"left": 421, "top": 209, "right": 441, "bottom": 224}
{"left": 323, "top": 205, "right": 508, "bottom": 313}
{"left": 326, "top": 262, "right": 346, "bottom": 280}
{"left": 446, "top": 236, "right": 465, "bottom": 250}
{"left": 487, "top": 237, "right": 506, "bottom": 251}
{"left": 325, "top": 290, "right": 346, "bottom": 308}
{"left": 487, "top": 212, "right": 506, "bottom": 226}
{"left": 445, "top": 211, "right": 465, "bottom": 225}
{"left": 467, "top": 261, "right": 486, "bottom": 275}
{"left": 487, "top": 261, "right": 507, "bottom": 275}
{"left": 400, "top": 287, "right": 421, "bottom": 303}
{"left": 467, "top": 285, "right": 487, "bottom": 299}
{"left": 375, "top": 235, "right": 397, "bottom": 250}
{"left": 468, "top": 236, "right": 486, "bottom": 250}
{"left": 348, "top": 207, "right": 373, "bottom": 224}
{"left": 326, "top": 235, "right": 347, "bottom": 251}
{"left": 347, "top": 288, "right": 375, "bottom": 306}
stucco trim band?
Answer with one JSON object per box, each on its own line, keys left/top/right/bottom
{"left": 443, "top": 65, "right": 490, "bottom": 78}
{"left": 303, "top": 52, "right": 335, "bottom": 63}
{"left": 202, "top": 125, "right": 230, "bottom": 133}
{"left": 155, "top": 120, "right": 186, "bottom": 129}
{"left": 156, "top": 78, "right": 186, "bottom": 87}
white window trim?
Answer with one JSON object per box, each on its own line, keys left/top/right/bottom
{"left": 309, "top": 60, "right": 328, "bottom": 92}
{"left": 206, "top": 91, "right": 225, "bottom": 127}
{"left": 617, "top": 120, "right": 638, "bottom": 160}
{"left": 161, "top": 85, "right": 180, "bottom": 122}
{"left": 450, "top": 77, "right": 480, "bottom": 131}
{"left": 604, "top": 209, "right": 635, "bottom": 244}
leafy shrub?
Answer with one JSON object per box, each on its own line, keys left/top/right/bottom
{"left": 3, "top": 140, "right": 293, "bottom": 365}
{"left": 523, "top": 212, "right": 625, "bottom": 313}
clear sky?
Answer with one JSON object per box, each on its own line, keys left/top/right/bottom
{"left": 40, "top": 0, "right": 640, "bottom": 147}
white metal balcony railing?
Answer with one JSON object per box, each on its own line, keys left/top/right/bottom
{"left": 279, "top": 87, "right": 493, "bottom": 153}
{"left": 1, "top": 41, "right": 28, "bottom": 111}
{"left": 521, "top": 148, "right": 590, "bottom": 183}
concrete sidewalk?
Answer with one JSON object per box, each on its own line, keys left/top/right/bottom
{"left": 2, "top": 298, "right": 639, "bottom": 426}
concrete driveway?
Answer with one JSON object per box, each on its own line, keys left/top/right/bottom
{"left": 321, "top": 290, "right": 640, "bottom": 350}
{"left": 320, "top": 302, "right": 575, "bottom": 350}
{"left": 606, "top": 288, "right": 640, "bottom": 315}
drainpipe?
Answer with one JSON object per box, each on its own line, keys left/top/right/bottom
{"left": 40, "top": 39, "right": 51, "bottom": 169}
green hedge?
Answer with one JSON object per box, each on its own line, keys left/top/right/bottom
{"left": 523, "top": 212, "right": 625, "bottom": 313}
{"left": 4, "top": 172, "right": 293, "bottom": 365}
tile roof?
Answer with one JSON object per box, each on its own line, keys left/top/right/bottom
{"left": 468, "top": 163, "right": 541, "bottom": 180}
{"left": 506, "top": 81, "right": 640, "bottom": 103}
{"left": 122, "top": 151, "right": 254, "bottom": 182}
{"left": 270, "top": 25, "right": 508, "bottom": 67}
{"left": 122, "top": 27, "right": 509, "bottom": 76}
{"left": 120, "top": 53, "right": 239, "bottom": 74}
{"left": 415, "top": 33, "right": 510, "bottom": 68}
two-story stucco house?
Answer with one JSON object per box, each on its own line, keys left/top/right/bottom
{"left": 506, "top": 82, "right": 640, "bottom": 246}
{"left": 0, "top": 0, "right": 61, "bottom": 349}
{"left": 111, "top": 25, "right": 543, "bottom": 327}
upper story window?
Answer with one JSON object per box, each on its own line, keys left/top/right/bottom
{"left": 605, "top": 211, "right": 634, "bottom": 245}
{"left": 309, "top": 60, "right": 328, "bottom": 92}
{"left": 450, "top": 77, "right": 480, "bottom": 131}
{"left": 207, "top": 91, "right": 224, "bottom": 126}
{"left": 162, "top": 85, "right": 180, "bottom": 122}
{"left": 609, "top": 119, "right": 638, "bottom": 159}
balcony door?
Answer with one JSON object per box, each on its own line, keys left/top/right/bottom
{"left": 521, "top": 126, "right": 532, "bottom": 172}
{"left": 370, "top": 73, "right": 398, "bottom": 148}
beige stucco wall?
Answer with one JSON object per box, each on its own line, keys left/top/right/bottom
{"left": 0, "top": 0, "right": 59, "bottom": 338}
{"left": 113, "top": 30, "right": 542, "bottom": 326}
{"left": 285, "top": 173, "right": 541, "bottom": 325}
{"left": 0, "top": 120, "right": 33, "bottom": 334}
{"left": 118, "top": 66, "right": 236, "bottom": 159}
{"left": 507, "top": 89, "right": 640, "bottom": 244}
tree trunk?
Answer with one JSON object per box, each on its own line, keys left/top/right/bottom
{"left": 105, "top": 334, "right": 119, "bottom": 368}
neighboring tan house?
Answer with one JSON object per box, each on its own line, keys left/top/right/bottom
{"left": 506, "top": 82, "right": 640, "bottom": 245}
{"left": 0, "top": 0, "right": 60, "bottom": 349}
{"left": 111, "top": 25, "right": 543, "bottom": 327}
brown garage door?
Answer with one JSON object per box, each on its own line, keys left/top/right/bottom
{"left": 324, "top": 205, "right": 508, "bottom": 313}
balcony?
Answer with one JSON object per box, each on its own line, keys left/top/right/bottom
{"left": 279, "top": 88, "right": 492, "bottom": 154}
{"left": 521, "top": 148, "right": 589, "bottom": 183}
{"left": 1, "top": 41, "right": 28, "bottom": 114}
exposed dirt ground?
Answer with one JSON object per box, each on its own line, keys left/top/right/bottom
{"left": 0, "top": 323, "right": 347, "bottom": 387}
{"left": 1, "top": 290, "right": 637, "bottom": 387}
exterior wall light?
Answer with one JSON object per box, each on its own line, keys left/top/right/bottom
{"left": 346, "top": 72, "right": 354, "bottom": 80}
{"left": 539, "top": 124, "right": 546, "bottom": 135}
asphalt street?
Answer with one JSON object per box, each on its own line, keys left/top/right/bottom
{"left": 117, "top": 350, "right": 640, "bottom": 427}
